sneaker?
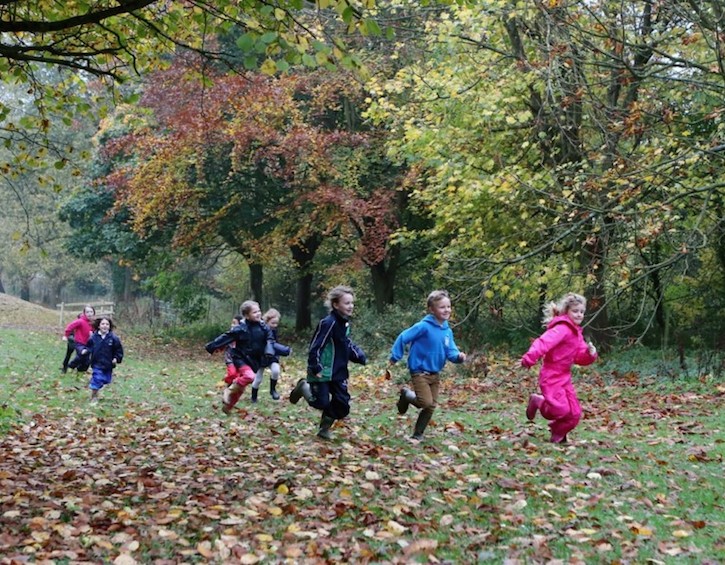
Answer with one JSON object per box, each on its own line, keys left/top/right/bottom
{"left": 526, "top": 394, "right": 544, "bottom": 421}
{"left": 289, "top": 379, "right": 307, "bottom": 404}
{"left": 397, "top": 388, "right": 411, "bottom": 415}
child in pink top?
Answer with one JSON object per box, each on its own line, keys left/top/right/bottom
{"left": 63, "top": 305, "right": 96, "bottom": 372}
{"left": 521, "top": 293, "right": 598, "bottom": 443}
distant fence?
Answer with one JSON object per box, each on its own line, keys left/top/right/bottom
{"left": 57, "top": 302, "right": 115, "bottom": 328}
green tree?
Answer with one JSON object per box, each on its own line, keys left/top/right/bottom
{"left": 366, "top": 0, "right": 725, "bottom": 346}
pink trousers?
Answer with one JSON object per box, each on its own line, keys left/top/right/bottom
{"left": 539, "top": 381, "right": 581, "bottom": 442}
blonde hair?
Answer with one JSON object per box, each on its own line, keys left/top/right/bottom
{"left": 240, "top": 300, "right": 260, "bottom": 317}
{"left": 325, "top": 285, "right": 354, "bottom": 309}
{"left": 263, "top": 308, "right": 281, "bottom": 323}
{"left": 427, "top": 289, "right": 450, "bottom": 310}
{"left": 542, "top": 292, "right": 586, "bottom": 325}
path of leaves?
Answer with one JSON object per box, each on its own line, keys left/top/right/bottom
{"left": 1, "top": 367, "right": 723, "bottom": 563}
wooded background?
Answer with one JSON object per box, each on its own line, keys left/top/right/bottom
{"left": 1, "top": 0, "right": 723, "bottom": 350}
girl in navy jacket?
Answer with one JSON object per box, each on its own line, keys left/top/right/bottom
{"left": 82, "top": 316, "right": 124, "bottom": 402}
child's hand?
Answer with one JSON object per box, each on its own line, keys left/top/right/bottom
{"left": 61, "top": 335, "right": 67, "bottom": 341}
{"left": 521, "top": 357, "right": 534, "bottom": 369}
{"left": 587, "top": 341, "right": 597, "bottom": 356}
{"left": 459, "top": 352, "right": 467, "bottom": 362}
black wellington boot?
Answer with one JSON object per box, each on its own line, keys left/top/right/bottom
{"left": 270, "top": 379, "right": 280, "bottom": 401}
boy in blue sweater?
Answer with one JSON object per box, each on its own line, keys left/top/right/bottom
{"left": 389, "top": 290, "right": 466, "bottom": 440}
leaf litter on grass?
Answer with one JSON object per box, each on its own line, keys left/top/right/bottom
{"left": 0, "top": 354, "right": 723, "bottom": 563}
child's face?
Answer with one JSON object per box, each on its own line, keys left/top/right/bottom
{"left": 333, "top": 293, "right": 355, "bottom": 318}
{"left": 266, "top": 316, "right": 280, "bottom": 329}
{"left": 98, "top": 319, "right": 110, "bottom": 334}
{"left": 84, "top": 307, "right": 95, "bottom": 318}
{"left": 430, "top": 297, "right": 452, "bottom": 323}
{"left": 245, "top": 305, "right": 262, "bottom": 322}
{"left": 567, "top": 303, "right": 586, "bottom": 326}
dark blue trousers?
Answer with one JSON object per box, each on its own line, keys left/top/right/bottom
{"left": 308, "top": 380, "right": 350, "bottom": 420}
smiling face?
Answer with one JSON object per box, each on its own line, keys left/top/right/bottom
{"left": 333, "top": 293, "right": 355, "bottom": 318}
{"left": 98, "top": 318, "right": 111, "bottom": 335}
{"left": 430, "top": 297, "right": 452, "bottom": 324}
{"left": 566, "top": 303, "right": 586, "bottom": 326}
{"left": 245, "top": 304, "right": 262, "bottom": 323}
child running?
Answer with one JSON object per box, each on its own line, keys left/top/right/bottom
{"left": 206, "top": 301, "right": 275, "bottom": 414}
{"left": 222, "top": 315, "right": 244, "bottom": 388}
{"left": 389, "top": 290, "right": 466, "bottom": 441}
{"left": 63, "top": 305, "right": 96, "bottom": 372}
{"left": 520, "top": 292, "right": 598, "bottom": 444}
{"left": 250, "top": 308, "right": 291, "bottom": 403}
{"left": 82, "top": 316, "right": 124, "bottom": 402}
{"left": 289, "top": 286, "right": 367, "bottom": 440}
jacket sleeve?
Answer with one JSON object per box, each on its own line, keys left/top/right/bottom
{"left": 307, "top": 318, "right": 333, "bottom": 375}
{"left": 205, "top": 327, "right": 241, "bottom": 354}
{"left": 446, "top": 331, "right": 463, "bottom": 364}
{"left": 262, "top": 323, "right": 276, "bottom": 356}
{"left": 64, "top": 318, "right": 80, "bottom": 338}
{"left": 348, "top": 341, "right": 366, "bottom": 366}
{"left": 273, "top": 342, "right": 291, "bottom": 357}
{"left": 114, "top": 336, "right": 124, "bottom": 364}
{"left": 574, "top": 346, "right": 597, "bottom": 366}
{"left": 389, "top": 322, "right": 425, "bottom": 363}
{"left": 521, "top": 324, "right": 570, "bottom": 368}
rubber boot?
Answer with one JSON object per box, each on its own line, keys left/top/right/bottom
{"left": 317, "top": 414, "right": 335, "bottom": 440}
{"left": 526, "top": 393, "right": 544, "bottom": 421}
{"left": 412, "top": 410, "right": 433, "bottom": 440}
{"left": 397, "top": 388, "right": 417, "bottom": 415}
{"left": 223, "top": 383, "right": 244, "bottom": 414}
{"left": 251, "top": 387, "right": 259, "bottom": 403}
{"left": 290, "top": 379, "right": 315, "bottom": 404}
{"left": 270, "top": 379, "right": 280, "bottom": 401}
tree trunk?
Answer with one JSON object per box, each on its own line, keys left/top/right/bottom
{"left": 20, "top": 278, "right": 30, "bottom": 301}
{"left": 369, "top": 245, "right": 400, "bottom": 313}
{"left": 291, "top": 235, "right": 322, "bottom": 331}
{"left": 249, "top": 263, "right": 263, "bottom": 304}
{"left": 583, "top": 227, "right": 612, "bottom": 350}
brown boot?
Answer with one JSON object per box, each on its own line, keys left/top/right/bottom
{"left": 222, "top": 383, "right": 244, "bottom": 414}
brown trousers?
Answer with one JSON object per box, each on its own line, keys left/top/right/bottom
{"left": 410, "top": 371, "right": 440, "bottom": 418}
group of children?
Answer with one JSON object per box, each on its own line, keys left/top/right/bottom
{"left": 207, "top": 286, "right": 598, "bottom": 445}
{"left": 61, "top": 305, "right": 124, "bottom": 402}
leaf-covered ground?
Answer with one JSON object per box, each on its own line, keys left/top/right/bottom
{"left": 0, "top": 325, "right": 724, "bottom": 564}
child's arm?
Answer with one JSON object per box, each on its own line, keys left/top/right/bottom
{"left": 348, "top": 341, "right": 366, "bottom": 365}
{"left": 521, "top": 325, "right": 570, "bottom": 367}
{"left": 307, "top": 319, "right": 333, "bottom": 376}
{"left": 114, "top": 337, "right": 124, "bottom": 365}
{"left": 273, "top": 342, "right": 292, "bottom": 357}
{"left": 574, "top": 341, "right": 597, "bottom": 366}
{"left": 389, "top": 323, "right": 425, "bottom": 363}
{"left": 205, "top": 326, "right": 244, "bottom": 354}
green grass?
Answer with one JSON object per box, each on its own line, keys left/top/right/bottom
{"left": 0, "top": 327, "right": 723, "bottom": 563}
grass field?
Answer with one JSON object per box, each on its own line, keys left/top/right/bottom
{"left": 0, "top": 319, "right": 723, "bottom": 563}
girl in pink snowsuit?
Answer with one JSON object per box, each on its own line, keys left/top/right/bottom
{"left": 521, "top": 293, "right": 598, "bottom": 443}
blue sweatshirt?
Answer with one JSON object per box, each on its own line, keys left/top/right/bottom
{"left": 390, "top": 314, "right": 462, "bottom": 374}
